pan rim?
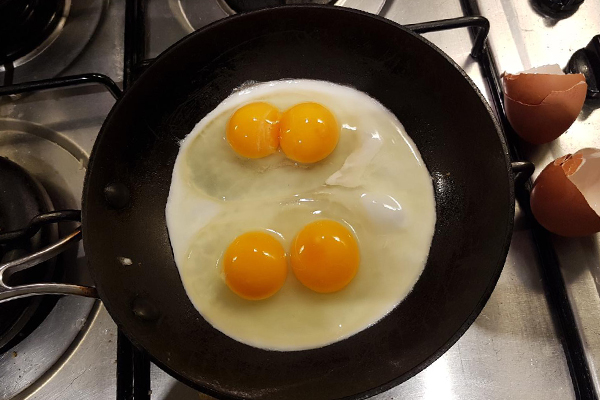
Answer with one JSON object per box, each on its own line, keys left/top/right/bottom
{"left": 83, "top": 4, "right": 515, "bottom": 400}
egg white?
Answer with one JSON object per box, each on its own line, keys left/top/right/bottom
{"left": 166, "top": 80, "right": 436, "bottom": 351}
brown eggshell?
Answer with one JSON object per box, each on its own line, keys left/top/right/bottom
{"left": 504, "top": 80, "right": 587, "bottom": 144}
{"left": 530, "top": 155, "right": 600, "bottom": 237}
{"left": 566, "top": 148, "right": 600, "bottom": 216}
{"left": 503, "top": 72, "right": 585, "bottom": 104}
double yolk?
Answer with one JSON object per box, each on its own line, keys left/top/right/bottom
{"left": 222, "top": 220, "right": 360, "bottom": 300}
{"left": 223, "top": 103, "right": 351, "bottom": 300}
{"left": 226, "top": 102, "right": 339, "bottom": 164}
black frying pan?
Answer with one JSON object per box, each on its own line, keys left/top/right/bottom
{"left": 83, "top": 6, "right": 513, "bottom": 399}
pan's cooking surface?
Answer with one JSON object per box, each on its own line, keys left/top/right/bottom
{"left": 83, "top": 6, "right": 512, "bottom": 399}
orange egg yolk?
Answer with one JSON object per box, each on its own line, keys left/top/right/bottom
{"left": 290, "top": 220, "right": 359, "bottom": 293}
{"left": 223, "top": 231, "right": 287, "bottom": 300}
{"left": 279, "top": 102, "right": 339, "bottom": 163}
{"left": 226, "top": 102, "right": 281, "bottom": 158}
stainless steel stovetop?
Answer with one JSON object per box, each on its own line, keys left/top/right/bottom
{"left": 0, "top": 1, "right": 598, "bottom": 399}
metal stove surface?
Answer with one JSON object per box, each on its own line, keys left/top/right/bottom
{"left": 479, "top": 0, "right": 600, "bottom": 395}
{"left": 0, "top": 0, "right": 122, "bottom": 399}
{"left": 1, "top": 0, "right": 596, "bottom": 399}
{"left": 0, "top": 0, "right": 107, "bottom": 84}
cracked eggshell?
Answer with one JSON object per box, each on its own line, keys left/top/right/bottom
{"left": 566, "top": 148, "right": 600, "bottom": 216}
{"left": 503, "top": 64, "right": 587, "bottom": 144}
{"left": 530, "top": 149, "right": 600, "bottom": 237}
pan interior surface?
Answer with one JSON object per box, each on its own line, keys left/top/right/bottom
{"left": 83, "top": 6, "right": 513, "bottom": 400}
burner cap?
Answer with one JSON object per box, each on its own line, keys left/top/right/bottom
{"left": 223, "top": 0, "right": 335, "bottom": 13}
{"left": 0, "top": 156, "right": 57, "bottom": 350}
{"left": 0, "top": 0, "right": 66, "bottom": 65}
{"left": 533, "top": 0, "right": 584, "bottom": 18}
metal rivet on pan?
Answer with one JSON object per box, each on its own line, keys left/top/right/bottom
{"left": 103, "top": 182, "right": 130, "bottom": 209}
{"left": 132, "top": 297, "right": 160, "bottom": 322}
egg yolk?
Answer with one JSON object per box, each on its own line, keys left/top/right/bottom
{"left": 290, "top": 220, "right": 359, "bottom": 293}
{"left": 223, "top": 231, "right": 287, "bottom": 300}
{"left": 226, "top": 102, "right": 281, "bottom": 158}
{"left": 279, "top": 102, "right": 339, "bottom": 163}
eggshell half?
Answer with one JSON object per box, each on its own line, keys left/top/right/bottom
{"left": 530, "top": 152, "right": 600, "bottom": 237}
{"left": 566, "top": 148, "right": 600, "bottom": 216}
{"left": 503, "top": 69, "right": 587, "bottom": 144}
{"left": 504, "top": 70, "right": 585, "bottom": 104}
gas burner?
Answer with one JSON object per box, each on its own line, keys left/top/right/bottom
{"left": 0, "top": 0, "right": 104, "bottom": 85}
{"left": 221, "top": 0, "right": 335, "bottom": 14}
{"left": 0, "top": 119, "right": 96, "bottom": 399}
{"left": 0, "top": 0, "right": 69, "bottom": 66}
{"left": 532, "top": 0, "right": 584, "bottom": 19}
{"left": 174, "top": 0, "right": 385, "bottom": 32}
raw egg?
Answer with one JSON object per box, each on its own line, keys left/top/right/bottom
{"left": 166, "top": 80, "right": 436, "bottom": 350}
{"left": 280, "top": 102, "right": 339, "bottom": 163}
{"left": 226, "top": 101, "right": 280, "bottom": 158}
{"left": 290, "top": 219, "right": 360, "bottom": 293}
{"left": 530, "top": 148, "right": 600, "bottom": 237}
{"left": 223, "top": 231, "right": 287, "bottom": 300}
{"left": 503, "top": 64, "right": 587, "bottom": 144}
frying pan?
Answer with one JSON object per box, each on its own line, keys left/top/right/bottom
{"left": 2, "top": 5, "right": 514, "bottom": 399}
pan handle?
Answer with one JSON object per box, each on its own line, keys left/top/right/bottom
{"left": 0, "top": 228, "right": 98, "bottom": 303}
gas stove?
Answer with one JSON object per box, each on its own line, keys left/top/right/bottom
{"left": 0, "top": 1, "right": 598, "bottom": 399}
